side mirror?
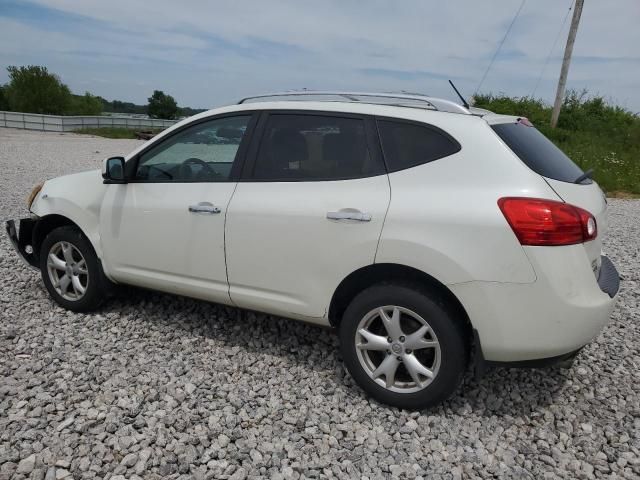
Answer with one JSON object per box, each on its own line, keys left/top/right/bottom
{"left": 102, "top": 157, "right": 126, "bottom": 184}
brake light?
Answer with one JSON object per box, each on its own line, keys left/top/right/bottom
{"left": 498, "top": 197, "right": 597, "bottom": 246}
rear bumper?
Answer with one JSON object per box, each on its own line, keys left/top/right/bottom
{"left": 5, "top": 218, "right": 39, "bottom": 269}
{"left": 453, "top": 248, "right": 620, "bottom": 363}
{"left": 472, "top": 335, "right": 583, "bottom": 376}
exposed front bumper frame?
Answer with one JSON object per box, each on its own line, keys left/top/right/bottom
{"left": 5, "top": 218, "right": 39, "bottom": 269}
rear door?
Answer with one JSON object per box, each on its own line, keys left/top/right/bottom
{"left": 225, "top": 111, "right": 390, "bottom": 320}
{"left": 490, "top": 118, "right": 608, "bottom": 266}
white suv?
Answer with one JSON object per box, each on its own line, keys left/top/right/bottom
{"left": 6, "top": 91, "right": 619, "bottom": 409}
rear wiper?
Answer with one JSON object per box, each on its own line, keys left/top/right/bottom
{"left": 574, "top": 168, "right": 593, "bottom": 184}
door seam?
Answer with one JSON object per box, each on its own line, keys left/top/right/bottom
{"left": 223, "top": 181, "right": 240, "bottom": 307}
{"left": 373, "top": 173, "right": 392, "bottom": 264}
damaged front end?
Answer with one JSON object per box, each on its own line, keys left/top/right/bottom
{"left": 5, "top": 218, "right": 39, "bottom": 269}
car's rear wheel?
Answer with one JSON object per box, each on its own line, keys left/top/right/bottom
{"left": 339, "top": 283, "right": 467, "bottom": 409}
{"left": 40, "top": 226, "right": 106, "bottom": 312}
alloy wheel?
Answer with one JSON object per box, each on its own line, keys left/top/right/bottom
{"left": 355, "top": 305, "right": 441, "bottom": 393}
{"left": 46, "top": 241, "right": 89, "bottom": 301}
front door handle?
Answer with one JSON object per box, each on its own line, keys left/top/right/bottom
{"left": 188, "top": 202, "right": 221, "bottom": 214}
{"left": 327, "top": 210, "right": 372, "bottom": 222}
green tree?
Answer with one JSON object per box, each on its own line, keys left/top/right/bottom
{"left": 147, "top": 90, "right": 178, "bottom": 119}
{"left": 4, "top": 65, "right": 72, "bottom": 114}
{"left": 0, "top": 85, "right": 9, "bottom": 111}
{"left": 69, "top": 92, "right": 103, "bottom": 115}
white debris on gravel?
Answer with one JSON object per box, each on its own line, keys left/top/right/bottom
{"left": 1, "top": 127, "right": 639, "bottom": 479}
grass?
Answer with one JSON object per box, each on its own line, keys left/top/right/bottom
{"left": 73, "top": 127, "right": 164, "bottom": 139}
{"left": 474, "top": 91, "right": 640, "bottom": 195}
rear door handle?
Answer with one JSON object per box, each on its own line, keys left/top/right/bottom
{"left": 327, "top": 210, "right": 372, "bottom": 222}
{"left": 188, "top": 202, "right": 221, "bottom": 214}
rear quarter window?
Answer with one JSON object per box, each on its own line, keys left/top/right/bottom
{"left": 492, "top": 121, "right": 586, "bottom": 183}
{"left": 377, "top": 119, "right": 461, "bottom": 172}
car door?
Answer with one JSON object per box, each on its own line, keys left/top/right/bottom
{"left": 225, "top": 111, "right": 391, "bottom": 321}
{"left": 99, "top": 113, "right": 256, "bottom": 304}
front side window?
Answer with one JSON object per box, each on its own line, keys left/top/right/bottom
{"left": 135, "top": 115, "right": 251, "bottom": 182}
{"left": 252, "top": 114, "right": 383, "bottom": 181}
{"left": 377, "top": 120, "right": 461, "bottom": 172}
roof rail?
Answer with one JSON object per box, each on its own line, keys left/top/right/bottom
{"left": 237, "top": 91, "right": 471, "bottom": 115}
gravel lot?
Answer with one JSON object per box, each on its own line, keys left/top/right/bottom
{"left": 1, "top": 128, "right": 639, "bottom": 480}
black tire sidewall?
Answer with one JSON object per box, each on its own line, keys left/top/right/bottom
{"left": 40, "top": 226, "right": 104, "bottom": 312}
{"left": 339, "top": 283, "right": 467, "bottom": 410}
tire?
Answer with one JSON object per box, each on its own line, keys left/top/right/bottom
{"left": 40, "top": 226, "right": 107, "bottom": 312}
{"left": 339, "top": 282, "right": 467, "bottom": 410}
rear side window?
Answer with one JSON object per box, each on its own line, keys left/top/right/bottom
{"left": 377, "top": 120, "right": 461, "bottom": 172}
{"left": 492, "top": 121, "right": 586, "bottom": 183}
{"left": 252, "top": 114, "right": 384, "bottom": 181}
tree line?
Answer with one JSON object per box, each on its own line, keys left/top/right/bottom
{"left": 0, "top": 65, "right": 205, "bottom": 119}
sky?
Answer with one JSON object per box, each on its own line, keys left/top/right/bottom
{"left": 0, "top": 0, "right": 639, "bottom": 112}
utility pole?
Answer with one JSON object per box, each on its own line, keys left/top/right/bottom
{"left": 551, "top": 0, "right": 584, "bottom": 128}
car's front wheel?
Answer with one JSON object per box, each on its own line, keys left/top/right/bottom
{"left": 339, "top": 283, "right": 468, "bottom": 409}
{"left": 40, "top": 226, "right": 107, "bottom": 312}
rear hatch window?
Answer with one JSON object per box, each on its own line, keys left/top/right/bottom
{"left": 492, "top": 120, "right": 586, "bottom": 184}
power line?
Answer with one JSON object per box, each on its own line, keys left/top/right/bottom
{"left": 474, "top": 0, "right": 527, "bottom": 96}
{"left": 531, "top": 0, "right": 574, "bottom": 98}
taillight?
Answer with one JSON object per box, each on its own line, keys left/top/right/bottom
{"left": 498, "top": 197, "right": 597, "bottom": 246}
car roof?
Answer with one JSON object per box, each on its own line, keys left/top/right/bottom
{"left": 191, "top": 91, "right": 514, "bottom": 123}
{"left": 238, "top": 91, "right": 471, "bottom": 114}
{"left": 186, "top": 101, "right": 479, "bottom": 127}
{"left": 190, "top": 100, "right": 517, "bottom": 127}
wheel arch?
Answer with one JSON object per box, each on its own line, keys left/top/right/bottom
{"left": 33, "top": 214, "right": 94, "bottom": 261}
{"left": 328, "top": 263, "right": 473, "bottom": 346}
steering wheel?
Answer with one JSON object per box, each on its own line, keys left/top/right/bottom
{"left": 179, "top": 157, "right": 216, "bottom": 180}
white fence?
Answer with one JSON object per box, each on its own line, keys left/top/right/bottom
{"left": 0, "top": 111, "right": 177, "bottom": 132}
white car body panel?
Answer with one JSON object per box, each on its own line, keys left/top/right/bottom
{"left": 544, "top": 178, "right": 608, "bottom": 265}
{"left": 30, "top": 170, "right": 107, "bottom": 258}
{"left": 98, "top": 182, "right": 236, "bottom": 305}
{"left": 376, "top": 116, "right": 557, "bottom": 285}
{"left": 452, "top": 243, "right": 613, "bottom": 361}
{"left": 226, "top": 175, "right": 390, "bottom": 323}
{"left": 24, "top": 99, "right": 617, "bottom": 363}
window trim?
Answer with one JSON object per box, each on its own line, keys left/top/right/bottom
{"left": 374, "top": 116, "right": 462, "bottom": 173}
{"left": 239, "top": 110, "right": 386, "bottom": 182}
{"left": 124, "top": 112, "right": 259, "bottom": 183}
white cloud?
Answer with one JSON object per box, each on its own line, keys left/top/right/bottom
{"left": 1, "top": 0, "right": 638, "bottom": 111}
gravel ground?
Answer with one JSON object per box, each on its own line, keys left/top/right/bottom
{"left": 0, "top": 127, "right": 639, "bottom": 480}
